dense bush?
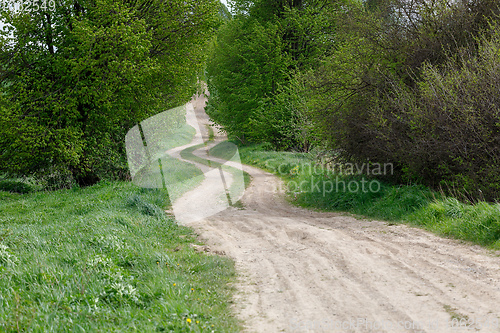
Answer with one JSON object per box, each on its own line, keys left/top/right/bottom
{"left": 385, "top": 31, "right": 500, "bottom": 200}
{"left": 306, "top": 0, "right": 500, "bottom": 201}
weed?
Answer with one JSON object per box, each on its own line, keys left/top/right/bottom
{"left": 443, "top": 304, "right": 469, "bottom": 321}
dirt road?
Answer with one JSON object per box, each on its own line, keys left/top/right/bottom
{"left": 176, "top": 96, "right": 500, "bottom": 333}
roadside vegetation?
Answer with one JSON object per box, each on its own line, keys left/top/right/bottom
{"left": 211, "top": 143, "right": 500, "bottom": 250}
{"left": 0, "top": 181, "right": 240, "bottom": 332}
{"left": 207, "top": 0, "right": 500, "bottom": 202}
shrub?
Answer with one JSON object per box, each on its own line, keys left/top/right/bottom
{"left": 308, "top": 1, "right": 500, "bottom": 201}
{"left": 384, "top": 25, "right": 500, "bottom": 200}
{"left": 0, "top": 180, "right": 33, "bottom": 194}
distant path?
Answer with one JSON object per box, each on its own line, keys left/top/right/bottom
{"left": 176, "top": 95, "right": 500, "bottom": 333}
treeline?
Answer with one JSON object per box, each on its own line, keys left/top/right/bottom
{"left": 206, "top": 0, "right": 500, "bottom": 201}
{"left": 0, "top": 0, "right": 221, "bottom": 187}
{"left": 207, "top": 0, "right": 334, "bottom": 151}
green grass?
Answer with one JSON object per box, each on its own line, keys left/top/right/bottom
{"left": 206, "top": 125, "right": 215, "bottom": 142}
{"left": 182, "top": 142, "right": 252, "bottom": 205}
{"left": 0, "top": 181, "right": 240, "bottom": 332}
{"left": 235, "top": 143, "right": 500, "bottom": 250}
{"left": 132, "top": 154, "right": 205, "bottom": 202}
{"left": 0, "top": 179, "right": 36, "bottom": 194}
{"left": 149, "top": 124, "right": 197, "bottom": 161}
{"left": 206, "top": 141, "right": 238, "bottom": 162}
{"left": 408, "top": 199, "right": 500, "bottom": 247}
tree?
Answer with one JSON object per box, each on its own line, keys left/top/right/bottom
{"left": 206, "top": 0, "right": 338, "bottom": 150}
{"left": 0, "top": 0, "right": 220, "bottom": 186}
{"left": 206, "top": 16, "right": 289, "bottom": 144}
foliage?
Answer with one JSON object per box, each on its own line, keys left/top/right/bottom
{"left": 206, "top": 16, "right": 289, "bottom": 144}
{"left": 382, "top": 30, "right": 500, "bottom": 201}
{"left": 0, "top": 0, "right": 220, "bottom": 187}
{"left": 206, "top": 0, "right": 338, "bottom": 150}
{"left": 251, "top": 77, "right": 320, "bottom": 151}
{"left": 306, "top": 0, "right": 500, "bottom": 200}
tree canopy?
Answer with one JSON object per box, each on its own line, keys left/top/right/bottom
{"left": 206, "top": 0, "right": 338, "bottom": 150}
{"left": 0, "top": 0, "right": 221, "bottom": 186}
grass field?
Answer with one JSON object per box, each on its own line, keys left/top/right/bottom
{"left": 229, "top": 143, "right": 500, "bottom": 250}
{"left": 0, "top": 181, "right": 240, "bottom": 332}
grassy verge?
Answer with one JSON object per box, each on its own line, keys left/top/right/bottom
{"left": 0, "top": 181, "right": 240, "bottom": 332}
{"left": 132, "top": 154, "right": 205, "bottom": 202}
{"left": 180, "top": 142, "right": 251, "bottom": 205}
{"left": 227, "top": 143, "right": 500, "bottom": 250}
{"left": 130, "top": 121, "right": 205, "bottom": 202}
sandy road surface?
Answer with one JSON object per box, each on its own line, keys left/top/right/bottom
{"left": 175, "top": 95, "right": 500, "bottom": 333}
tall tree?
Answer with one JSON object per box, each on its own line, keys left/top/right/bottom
{"left": 0, "top": 0, "right": 220, "bottom": 186}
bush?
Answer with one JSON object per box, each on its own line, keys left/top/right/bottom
{"left": 384, "top": 25, "right": 500, "bottom": 200}
{"left": 0, "top": 180, "right": 33, "bottom": 194}
{"left": 307, "top": 1, "right": 500, "bottom": 201}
